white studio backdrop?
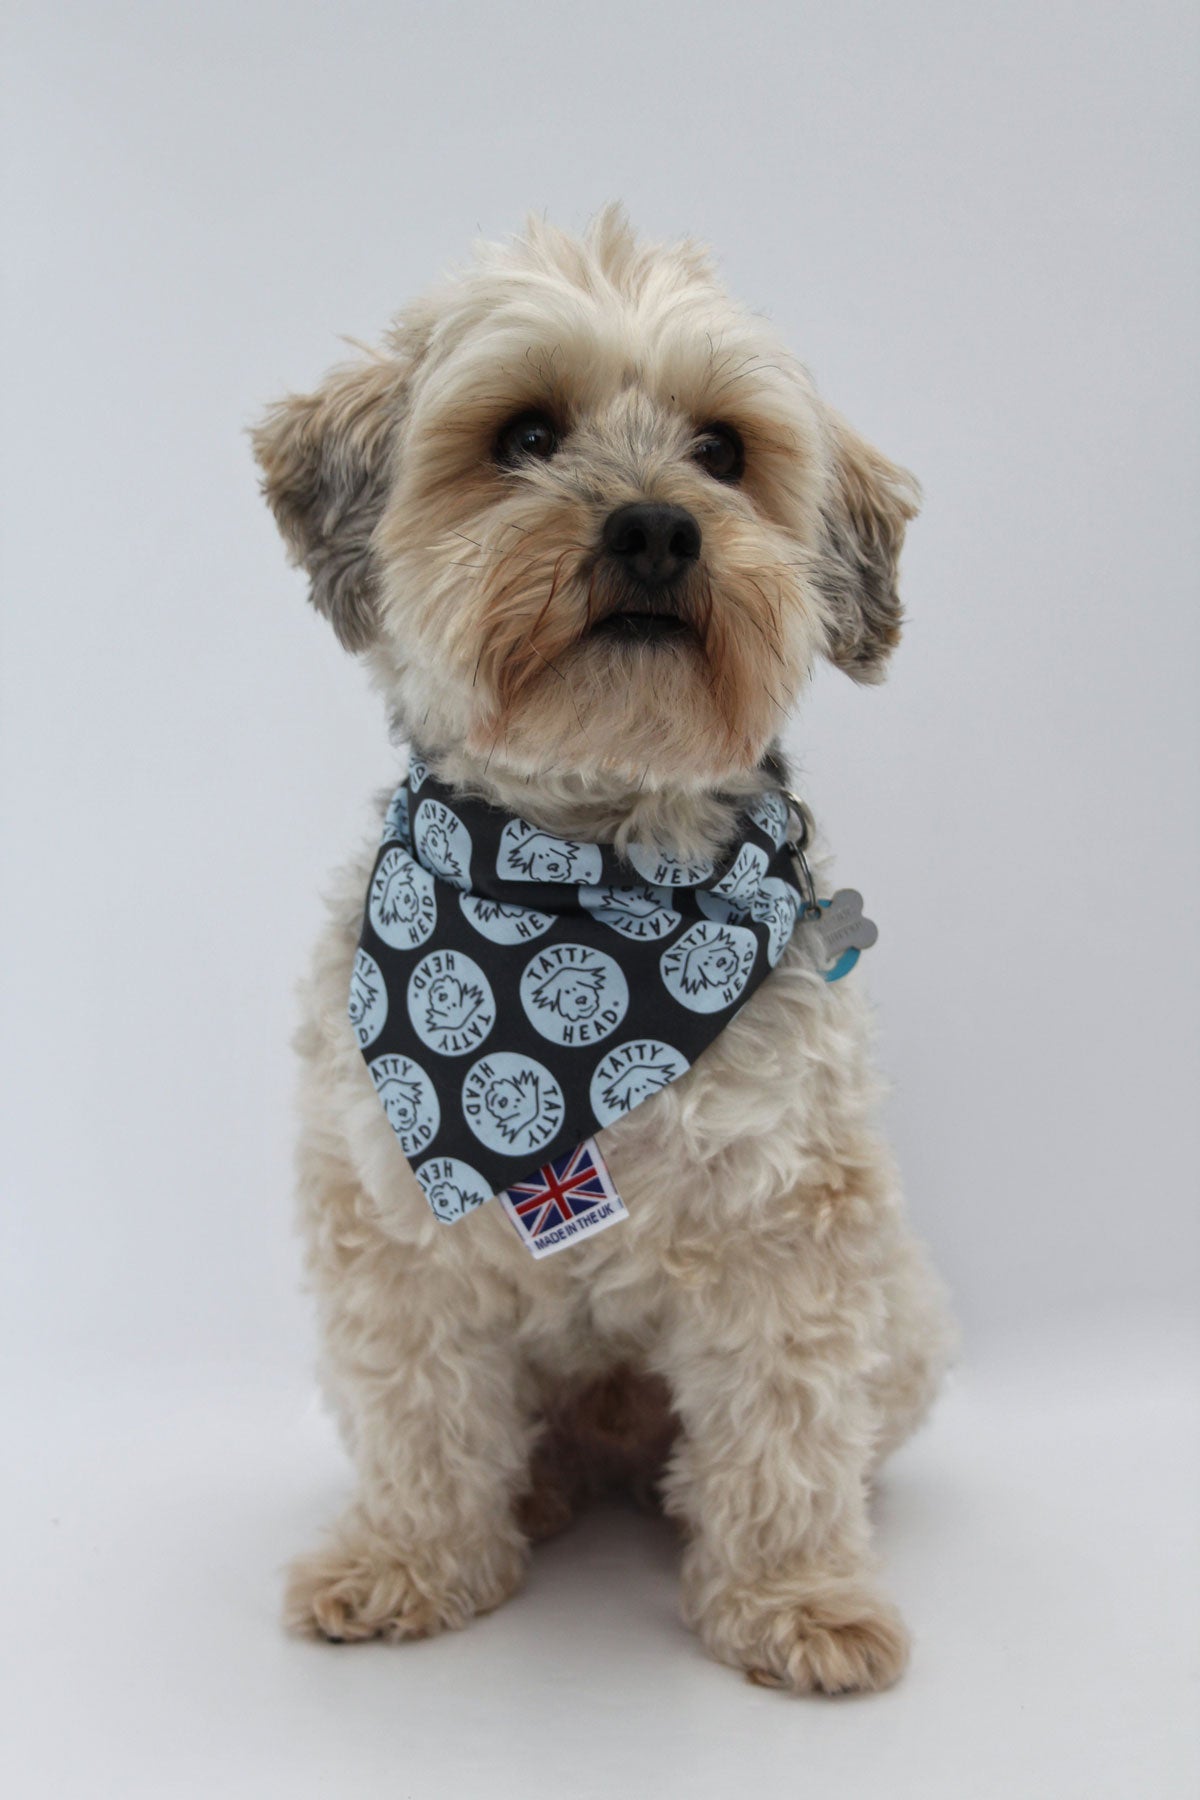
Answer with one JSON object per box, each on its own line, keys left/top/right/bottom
{"left": 2, "top": 0, "right": 1197, "bottom": 1384}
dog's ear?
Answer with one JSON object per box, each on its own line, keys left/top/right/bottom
{"left": 814, "top": 410, "right": 921, "bottom": 683}
{"left": 252, "top": 352, "right": 410, "bottom": 651}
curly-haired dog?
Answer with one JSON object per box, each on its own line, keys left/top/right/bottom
{"left": 254, "top": 208, "right": 953, "bottom": 1694}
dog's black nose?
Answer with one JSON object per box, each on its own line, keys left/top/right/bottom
{"left": 602, "top": 503, "right": 701, "bottom": 589}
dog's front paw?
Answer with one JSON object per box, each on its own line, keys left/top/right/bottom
{"left": 689, "top": 1573, "right": 910, "bottom": 1695}
{"left": 285, "top": 1512, "right": 526, "bottom": 1643}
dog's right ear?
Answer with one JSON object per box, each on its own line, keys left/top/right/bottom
{"left": 813, "top": 409, "right": 921, "bottom": 684}
{"left": 252, "top": 353, "right": 410, "bottom": 651}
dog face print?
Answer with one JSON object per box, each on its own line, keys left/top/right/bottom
{"left": 382, "top": 787, "right": 412, "bottom": 848}
{"left": 422, "top": 822, "right": 458, "bottom": 877}
{"left": 380, "top": 863, "right": 420, "bottom": 925}
{"left": 589, "top": 1038, "right": 690, "bottom": 1127}
{"left": 368, "top": 848, "right": 437, "bottom": 949}
{"left": 509, "top": 834, "right": 580, "bottom": 883}
{"left": 425, "top": 974, "right": 480, "bottom": 1029}
{"left": 745, "top": 791, "right": 790, "bottom": 847}
{"left": 661, "top": 921, "right": 758, "bottom": 1013}
{"left": 407, "top": 949, "right": 496, "bottom": 1056}
{"left": 380, "top": 1078, "right": 423, "bottom": 1132}
{"left": 368, "top": 1054, "right": 439, "bottom": 1156}
{"left": 426, "top": 1178, "right": 474, "bottom": 1217}
{"left": 579, "top": 881, "right": 681, "bottom": 942}
{"left": 347, "top": 948, "right": 388, "bottom": 1047}
{"left": 751, "top": 878, "right": 801, "bottom": 966}
{"left": 413, "top": 798, "right": 473, "bottom": 889}
{"left": 600, "top": 1058, "right": 675, "bottom": 1113}
{"left": 533, "top": 965, "right": 604, "bottom": 1022}
{"left": 497, "top": 820, "right": 603, "bottom": 885}
{"left": 519, "top": 943, "right": 629, "bottom": 1046}
{"left": 682, "top": 935, "right": 741, "bottom": 990}
{"left": 711, "top": 844, "right": 769, "bottom": 912}
{"left": 413, "top": 1156, "right": 492, "bottom": 1221}
{"left": 462, "top": 1053, "right": 565, "bottom": 1157}
{"left": 485, "top": 1074, "right": 536, "bottom": 1131}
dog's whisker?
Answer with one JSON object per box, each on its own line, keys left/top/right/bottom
{"left": 739, "top": 577, "right": 789, "bottom": 667}
{"left": 518, "top": 550, "right": 577, "bottom": 667}
{"left": 528, "top": 642, "right": 567, "bottom": 683}
{"left": 709, "top": 360, "right": 782, "bottom": 401}
{"left": 583, "top": 563, "right": 600, "bottom": 632}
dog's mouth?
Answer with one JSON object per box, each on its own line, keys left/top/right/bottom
{"left": 587, "top": 592, "right": 698, "bottom": 649}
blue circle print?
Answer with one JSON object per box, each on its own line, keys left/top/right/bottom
{"left": 751, "top": 877, "right": 802, "bottom": 967}
{"left": 745, "top": 790, "right": 790, "bottom": 847}
{"left": 368, "top": 847, "right": 437, "bottom": 951}
{"left": 381, "top": 788, "right": 412, "bottom": 848}
{"left": 709, "top": 843, "right": 769, "bottom": 912}
{"left": 461, "top": 1052, "right": 565, "bottom": 1160}
{"left": 579, "top": 882, "right": 681, "bottom": 942}
{"left": 367, "top": 1052, "right": 440, "bottom": 1159}
{"left": 406, "top": 947, "right": 496, "bottom": 1057}
{"left": 413, "top": 797, "right": 474, "bottom": 890}
{"left": 589, "top": 1038, "right": 690, "bottom": 1128}
{"left": 413, "top": 1155, "right": 492, "bottom": 1222}
{"left": 497, "top": 820, "right": 604, "bottom": 885}
{"left": 519, "top": 942, "right": 630, "bottom": 1048}
{"left": 348, "top": 948, "right": 388, "bottom": 1048}
{"left": 660, "top": 920, "right": 758, "bottom": 1013}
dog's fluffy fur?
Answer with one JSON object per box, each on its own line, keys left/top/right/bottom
{"left": 254, "top": 208, "right": 953, "bottom": 1695}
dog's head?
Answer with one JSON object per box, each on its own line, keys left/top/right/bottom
{"left": 254, "top": 208, "right": 918, "bottom": 788}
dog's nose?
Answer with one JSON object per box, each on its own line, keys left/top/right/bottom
{"left": 602, "top": 503, "right": 701, "bottom": 589}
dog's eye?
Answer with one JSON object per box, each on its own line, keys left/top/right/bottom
{"left": 495, "top": 411, "right": 560, "bottom": 466}
{"left": 692, "top": 424, "right": 745, "bottom": 484}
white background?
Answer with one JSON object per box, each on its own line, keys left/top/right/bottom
{"left": 3, "top": 4, "right": 1197, "bottom": 1796}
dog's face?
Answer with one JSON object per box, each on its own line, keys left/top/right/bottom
{"left": 254, "top": 209, "right": 918, "bottom": 789}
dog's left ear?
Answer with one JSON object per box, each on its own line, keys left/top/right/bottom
{"left": 814, "top": 411, "right": 921, "bottom": 683}
{"left": 252, "top": 352, "right": 410, "bottom": 651}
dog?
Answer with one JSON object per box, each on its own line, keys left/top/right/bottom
{"left": 253, "top": 208, "right": 953, "bottom": 1694}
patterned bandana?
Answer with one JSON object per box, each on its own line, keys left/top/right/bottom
{"left": 349, "top": 753, "right": 806, "bottom": 1227}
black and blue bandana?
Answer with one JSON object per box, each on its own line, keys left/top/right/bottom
{"left": 349, "top": 754, "right": 806, "bottom": 1224}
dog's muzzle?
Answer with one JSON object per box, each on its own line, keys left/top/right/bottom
{"left": 593, "top": 502, "right": 703, "bottom": 643}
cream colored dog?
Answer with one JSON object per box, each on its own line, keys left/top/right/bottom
{"left": 254, "top": 208, "right": 953, "bottom": 1695}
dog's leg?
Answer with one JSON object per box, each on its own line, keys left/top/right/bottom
{"left": 658, "top": 1198, "right": 909, "bottom": 1695}
{"left": 285, "top": 1167, "right": 534, "bottom": 1642}
{"left": 869, "top": 1226, "right": 956, "bottom": 1466}
{"left": 286, "top": 1317, "right": 533, "bottom": 1643}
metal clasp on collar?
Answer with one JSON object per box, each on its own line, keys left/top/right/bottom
{"left": 781, "top": 787, "right": 822, "bottom": 921}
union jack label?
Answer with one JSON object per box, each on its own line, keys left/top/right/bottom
{"left": 498, "top": 1137, "right": 628, "bottom": 1258}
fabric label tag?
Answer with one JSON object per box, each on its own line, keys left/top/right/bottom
{"left": 498, "top": 1137, "right": 628, "bottom": 1258}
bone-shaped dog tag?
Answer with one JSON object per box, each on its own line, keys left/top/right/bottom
{"left": 808, "top": 889, "right": 878, "bottom": 981}
{"left": 817, "top": 889, "right": 877, "bottom": 957}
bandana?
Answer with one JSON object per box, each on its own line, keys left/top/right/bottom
{"left": 349, "top": 755, "right": 811, "bottom": 1231}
